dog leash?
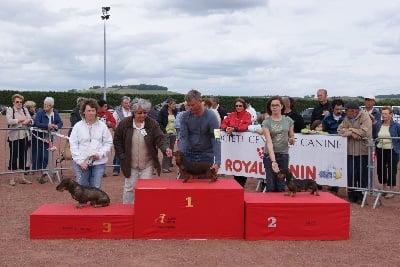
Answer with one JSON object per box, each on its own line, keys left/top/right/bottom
{"left": 29, "top": 127, "right": 58, "bottom": 152}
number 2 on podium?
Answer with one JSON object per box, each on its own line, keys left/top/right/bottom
{"left": 185, "top": 196, "right": 194, "bottom": 208}
{"left": 267, "top": 217, "right": 277, "bottom": 228}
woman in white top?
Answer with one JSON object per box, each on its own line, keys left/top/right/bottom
{"left": 69, "top": 98, "right": 113, "bottom": 189}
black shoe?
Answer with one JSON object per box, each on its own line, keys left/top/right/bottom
{"left": 348, "top": 191, "right": 357, "bottom": 203}
{"left": 38, "top": 175, "right": 48, "bottom": 184}
{"left": 328, "top": 186, "right": 338, "bottom": 194}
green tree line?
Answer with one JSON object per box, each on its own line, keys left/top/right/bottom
{"left": 1, "top": 90, "right": 400, "bottom": 114}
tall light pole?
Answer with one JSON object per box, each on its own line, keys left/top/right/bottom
{"left": 101, "top": 6, "right": 110, "bottom": 100}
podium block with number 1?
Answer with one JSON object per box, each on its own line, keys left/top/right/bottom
{"left": 134, "top": 179, "right": 244, "bottom": 239}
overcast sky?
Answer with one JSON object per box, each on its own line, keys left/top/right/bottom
{"left": 1, "top": 0, "right": 399, "bottom": 97}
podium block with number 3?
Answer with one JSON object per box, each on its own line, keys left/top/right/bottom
{"left": 30, "top": 204, "right": 135, "bottom": 239}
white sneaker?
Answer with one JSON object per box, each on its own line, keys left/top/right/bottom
{"left": 384, "top": 193, "right": 395, "bottom": 199}
{"left": 19, "top": 177, "right": 33, "bottom": 184}
{"left": 9, "top": 179, "right": 16, "bottom": 186}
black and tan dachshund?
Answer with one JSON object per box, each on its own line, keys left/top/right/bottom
{"left": 277, "top": 168, "right": 319, "bottom": 197}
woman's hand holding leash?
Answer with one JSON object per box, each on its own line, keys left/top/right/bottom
{"left": 272, "top": 161, "right": 280, "bottom": 173}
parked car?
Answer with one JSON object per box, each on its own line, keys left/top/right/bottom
{"left": 300, "top": 108, "right": 314, "bottom": 125}
{"left": 0, "top": 105, "right": 7, "bottom": 115}
{"left": 392, "top": 106, "right": 400, "bottom": 122}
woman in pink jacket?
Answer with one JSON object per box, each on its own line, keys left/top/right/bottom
{"left": 221, "top": 97, "right": 252, "bottom": 187}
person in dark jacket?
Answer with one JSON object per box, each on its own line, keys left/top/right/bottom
{"left": 323, "top": 98, "right": 345, "bottom": 134}
{"left": 210, "top": 95, "right": 227, "bottom": 121}
{"left": 282, "top": 97, "right": 305, "bottom": 133}
{"left": 157, "top": 98, "right": 178, "bottom": 173}
{"left": 32, "top": 97, "right": 63, "bottom": 183}
{"left": 111, "top": 96, "right": 132, "bottom": 176}
{"left": 69, "top": 97, "right": 87, "bottom": 136}
{"left": 311, "top": 88, "right": 330, "bottom": 124}
{"left": 113, "top": 98, "right": 172, "bottom": 204}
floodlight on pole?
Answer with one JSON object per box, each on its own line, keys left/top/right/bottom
{"left": 101, "top": 6, "right": 110, "bottom": 100}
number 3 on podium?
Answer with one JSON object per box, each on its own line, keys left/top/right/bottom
{"left": 102, "top": 222, "right": 112, "bottom": 233}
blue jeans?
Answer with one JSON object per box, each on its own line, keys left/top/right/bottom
{"left": 31, "top": 136, "right": 49, "bottom": 171}
{"left": 162, "top": 134, "right": 176, "bottom": 169}
{"left": 185, "top": 152, "right": 214, "bottom": 164}
{"left": 113, "top": 155, "right": 120, "bottom": 173}
{"left": 263, "top": 153, "right": 289, "bottom": 192}
{"left": 73, "top": 162, "right": 105, "bottom": 189}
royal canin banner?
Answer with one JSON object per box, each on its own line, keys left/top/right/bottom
{"left": 220, "top": 132, "right": 348, "bottom": 187}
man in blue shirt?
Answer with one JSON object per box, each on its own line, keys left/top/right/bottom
{"left": 178, "top": 90, "right": 221, "bottom": 175}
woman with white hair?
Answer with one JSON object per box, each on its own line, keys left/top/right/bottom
{"left": 114, "top": 98, "right": 172, "bottom": 204}
{"left": 32, "top": 96, "right": 63, "bottom": 183}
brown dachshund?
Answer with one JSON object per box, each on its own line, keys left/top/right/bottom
{"left": 56, "top": 178, "right": 110, "bottom": 208}
{"left": 173, "top": 151, "right": 218, "bottom": 183}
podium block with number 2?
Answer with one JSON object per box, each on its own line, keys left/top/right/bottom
{"left": 134, "top": 179, "right": 244, "bottom": 239}
{"left": 244, "top": 192, "right": 350, "bottom": 240}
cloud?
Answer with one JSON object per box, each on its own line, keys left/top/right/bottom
{"left": 151, "top": 0, "right": 269, "bottom": 15}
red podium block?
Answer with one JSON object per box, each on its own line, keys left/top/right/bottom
{"left": 244, "top": 192, "right": 350, "bottom": 240}
{"left": 30, "top": 204, "right": 134, "bottom": 239}
{"left": 134, "top": 178, "right": 244, "bottom": 239}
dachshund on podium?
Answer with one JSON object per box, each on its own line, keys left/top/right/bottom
{"left": 173, "top": 151, "right": 218, "bottom": 183}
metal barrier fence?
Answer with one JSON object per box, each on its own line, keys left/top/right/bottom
{"left": 0, "top": 126, "right": 71, "bottom": 184}
{"left": 369, "top": 137, "right": 400, "bottom": 208}
{"left": 323, "top": 136, "right": 399, "bottom": 209}
{"left": 0, "top": 126, "right": 118, "bottom": 184}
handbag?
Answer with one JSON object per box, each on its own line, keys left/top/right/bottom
{"left": 62, "top": 140, "right": 72, "bottom": 160}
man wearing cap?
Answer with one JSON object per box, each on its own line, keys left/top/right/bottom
{"left": 338, "top": 102, "right": 372, "bottom": 204}
{"left": 363, "top": 95, "right": 381, "bottom": 138}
